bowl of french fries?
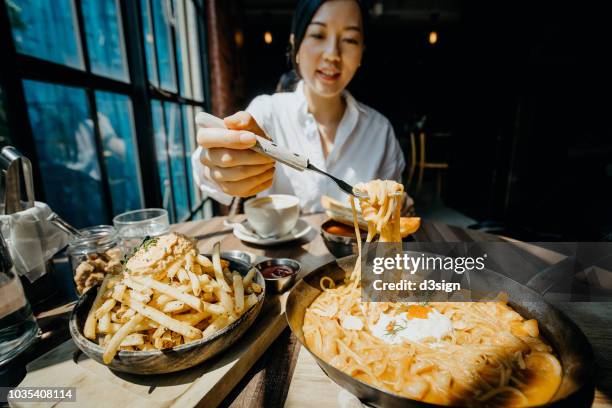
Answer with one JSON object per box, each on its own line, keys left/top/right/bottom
{"left": 69, "top": 233, "right": 265, "bottom": 374}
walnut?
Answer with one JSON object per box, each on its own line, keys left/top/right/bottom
{"left": 85, "top": 272, "right": 105, "bottom": 289}
{"left": 92, "top": 258, "right": 107, "bottom": 271}
{"left": 104, "top": 259, "right": 123, "bottom": 274}
{"left": 75, "top": 261, "right": 94, "bottom": 275}
{"left": 105, "top": 247, "right": 123, "bottom": 261}
{"left": 74, "top": 247, "right": 124, "bottom": 295}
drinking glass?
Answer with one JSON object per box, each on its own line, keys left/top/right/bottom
{"left": 113, "top": 209, "right": 170, "bottom": 252}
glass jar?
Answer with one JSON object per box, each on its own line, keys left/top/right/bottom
{"left": 66, "top": 225, "right": 124, "bottom": 296}
{"left": 0, "top": 231, "right": 39, "bottom": 367}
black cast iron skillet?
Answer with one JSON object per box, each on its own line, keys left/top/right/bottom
{"left": 286, "top": 253, "right": 595, "bottom": 407}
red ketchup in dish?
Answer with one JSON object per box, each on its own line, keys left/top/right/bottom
{"left": 261, "top": 265, "right": 295, "bottom": 279}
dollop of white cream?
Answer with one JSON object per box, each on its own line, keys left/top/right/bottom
{"left": 341, "top": 315, "right": 364, "bottom": 331}
{"left": 370, "top": 308, "right": 453, "bottom": 345}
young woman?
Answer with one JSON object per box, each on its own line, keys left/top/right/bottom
{"left": 192, "top": 0, "right": 406, "bottom": 213}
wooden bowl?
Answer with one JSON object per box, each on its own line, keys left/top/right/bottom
{"left": 69, "top": 256, "right": 265, "bottom": 374}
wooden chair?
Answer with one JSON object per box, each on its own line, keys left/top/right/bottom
{"left": 405, "top": 131, "right": 417, "bottom": 189}
{"left": 414, "top": 131, "right": 449, "bottom": 195}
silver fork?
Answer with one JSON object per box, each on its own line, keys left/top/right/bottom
{"left": 196, "top": 112, "right": 370, "bottom": 198}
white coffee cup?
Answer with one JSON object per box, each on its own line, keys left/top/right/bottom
{"left": 244, "top": 195, "right": 300, "bottom": 238}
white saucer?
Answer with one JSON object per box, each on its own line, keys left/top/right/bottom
{"left": 233, "top": 218, "right": 312, "bottom": 245}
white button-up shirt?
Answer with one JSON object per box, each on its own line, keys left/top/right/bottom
{"left": 192, "top": 81, "right": 405, "bottom": 213}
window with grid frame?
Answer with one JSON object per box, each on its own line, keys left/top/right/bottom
{"left": 2, "top": 0, "right": 210, "bottom": 227}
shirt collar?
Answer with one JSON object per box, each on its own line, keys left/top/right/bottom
{"left": 294, "top": 80, "right": 367, "bottom": 119}
{"left": 294, "top": 80, "right": 364, "bottom": 164}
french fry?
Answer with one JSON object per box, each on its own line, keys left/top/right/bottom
{"left": 132, "top": 276, "right": 202, "bottom": 311}
{"left": 232, "top": 271, "right": 244, "bottom": 314}
{"left": 188, "top": 270, "right": 201, "bottom": 296}
{"left": 212, "top": 242, "right": 232, "bottom": 293}
{"left": 112, "top": 284, "right": 127, "bottom": 301}
{"left": 98, "top": 312, "right": 111, "bottom": 334}
{"left": 119, "top": 308, "right": 136, "bottom": 323}
{"left": 171, "top": 331, "right": 183, "bottom": 346}
{"left": 95, "top": 298, "right": 116, "bottom": 320}
{"left": 242, "top": 267, "right": 257, "bottom": 287}
{"left": 154, "top": 336, "right": 174, "bottom": 349}
{"left": 173, "top": 311, "right": 208, "bottom": 325}
{"left": 162, "top": 300, "right": 186, "bottom": 313}
{"left": 202, "top": 315, "right": 228, "bottom": 338}
{"left": 185, "top": 254, "right": 194, "bottom": 274}
{"left": 223, "top": 268, "right": 233, "bottom": 284}
{"left": 177, "top": 268, "right": 189, "bottom": 284}
{"left": 155, "top": 294, "right": 173, "bottom": 307}
{"left": 152, "top": 326, "right": 166, "bottom": 339}
{"left": 246, "top": 293, "right": 259, "bottom": 309}
{"left": 103, "top": 313, "right": 144, "bottom": 364}
{"left": 214, "top": 285, "right": 234, "bottom": 317}
{"left": 166, "top": 260, "right": 183, "bottom": 280}
{"left": 251, "top": 282, "right": 263, "bottom": 294}
{"left": 108, "top": 320, "right": 153, "bottom": 334}
{"left": 129, "top": 290, "right": 151, "bottom": 304}
{"left": 123, "top": 277, "right": 153, "bottom": 296}
{"left": 120, "top": 333, "right": 145, "bottom": 347}
{"left": 84, "top": 276, "right": 113, "bottom": 339}
{"left": 118, "top": 295, "right": 202, "bottom": 339}
{"left": 196, "top": 254, "right": 213, "bottom": 270}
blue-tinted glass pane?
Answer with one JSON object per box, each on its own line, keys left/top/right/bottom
{"left": 182, "top": 105, "right": 198, "bottom": 206}
{"left": 23, "top": 80, "right": 106, "bottom": 227}
{"left": 81, "top": 0, "right": 129, "bottom": 81}
{"left": 140, "top": 0, "right": 158, "bottom": 86}
{"left": 166, "top": 102, "right": 189, "bottom": 220}
{"left": 95, "top": 92, "right": 143, "bottom": 215}
{"left": 8, "top": 0, "right": 83, "bottom": 69}
{"left": 151, "top": 0, "right": 177, "bottom": 92}
{"left": 151, "top": 100, "right": 174, "bottom": 221}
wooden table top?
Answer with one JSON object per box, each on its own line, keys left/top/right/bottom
{"left": 14, "top": 213, "right": 612, "bottom": 407}
{"left": 172, "top": 213, "right": 612, "bottom": 408}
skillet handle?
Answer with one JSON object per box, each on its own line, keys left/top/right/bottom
{"left": 525, "top": 256, "right": 576, "bottom": 296}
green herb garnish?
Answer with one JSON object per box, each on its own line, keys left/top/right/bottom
{"left": 384, "top": 320, "right": 408, "bottom": 337}
{"left": 121, "top": 236, "right": 158, "bottom": 265}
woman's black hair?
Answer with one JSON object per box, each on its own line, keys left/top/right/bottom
{"left": 275, "top": 0, "right": 370, "bottom": 92}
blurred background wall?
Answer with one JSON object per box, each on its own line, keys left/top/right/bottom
{"left": 0, "top": 0, "right": 610, "bottom": 240}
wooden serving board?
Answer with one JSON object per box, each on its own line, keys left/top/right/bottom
{"left": 12, "top": 215, "right": 332, "bottom": 408}
{"left": 13, "top": 291, "right": 289, "bottom": 408}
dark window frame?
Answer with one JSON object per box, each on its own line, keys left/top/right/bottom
{"left": 0, "top": 0, "right": 211, "bottom": 223}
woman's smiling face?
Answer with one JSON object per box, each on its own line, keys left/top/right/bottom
{"left": 296, "top": 0, "right": 364, "bottom": 98}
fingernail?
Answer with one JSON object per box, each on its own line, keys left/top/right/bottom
{"left": 240, "top": 133, "right": 255, "bottom": 143}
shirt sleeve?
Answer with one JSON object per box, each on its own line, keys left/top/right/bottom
{"left": 378, "top": 122, "right": 406, "bottom": 183}
{"left": 190, "top": 95, "right": 275, "bottom": 206}
{"left": 190, "top": 146, "right": 233, "bottom": 206}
